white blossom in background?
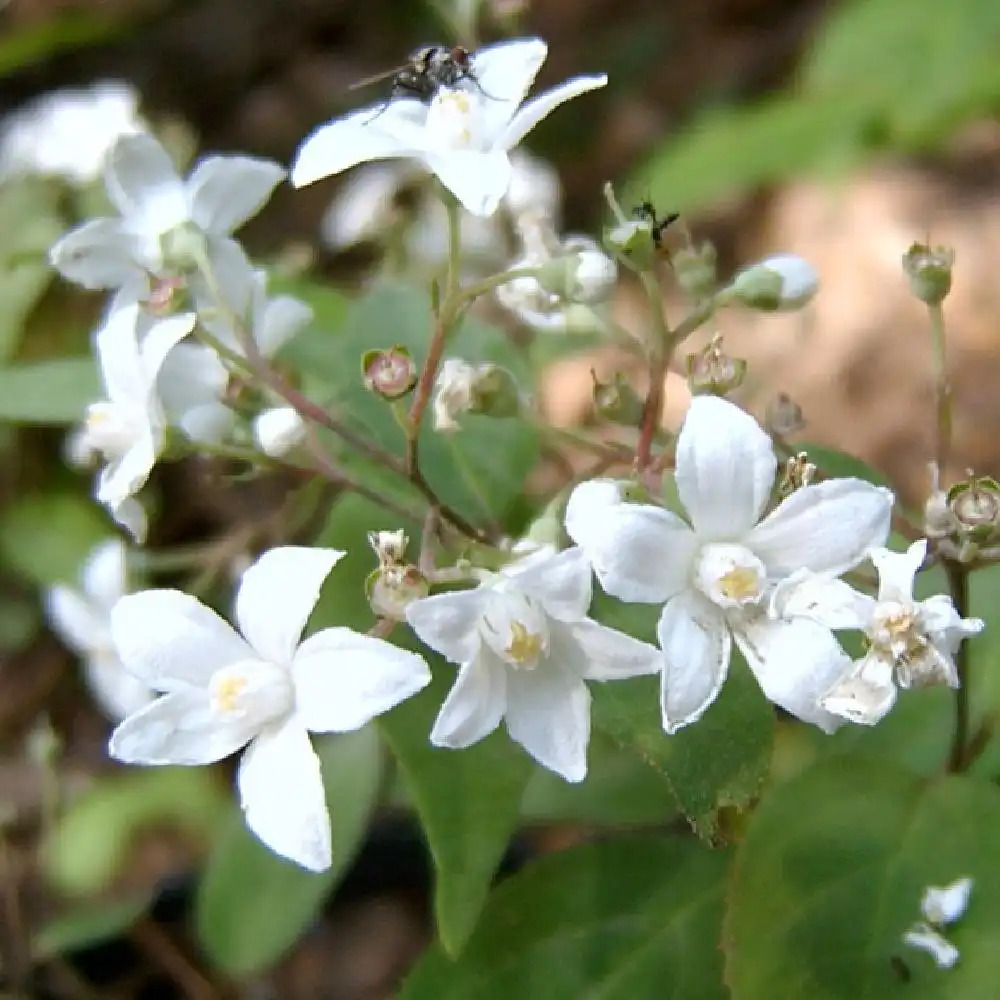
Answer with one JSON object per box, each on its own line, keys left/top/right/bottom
{"left": 405, "top": 546, "right": 660, "bottom": 781}
{"left": 0, "top": 81, "right": 145, "bottom": 185}
{"left": 49, "top": 132, "right": 284, "bottom": 307}
{"left": 157, "top": 341, "right": 234, "bottom": 445}
{"left": 78, "top": 302, "right": 195, "bottom": 540}
{"left": 727, "top": 253, "right": 819, "bottom": 311}
{"left": 291, "top": 38, "right": 606, "bottom": 217}
{"left": 432, "top": 358, "right": 480, "bottom": 432}
{"left": 565, "top": 396, "right": 893, "bottom": 733}
{"left": 254, "top": 406, "right": 307, "bottom": 457}
{"left": 775, "top": 539, "right": 984, "bottom": 725}
{"left": 109, "top": 546, "right": 431, "bottom": 871}
{"left": 45, "top": 539, "right": 153, "bottom": 720}
{"left": 902, "top": 876, "right": 973, "bottom": 970}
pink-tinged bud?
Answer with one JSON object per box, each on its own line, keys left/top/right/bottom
{"left": 362, "top": 345, "right": 417, "bottom": 400}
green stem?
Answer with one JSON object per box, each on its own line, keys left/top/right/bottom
{"left": 635, "top": 271, "right": 673, "bottom": 471}
{"left": 945, "top": 559, "right": 971, "bottom": 772}
{"left": 928, "top": 301, "right": 952, "bottom": 476}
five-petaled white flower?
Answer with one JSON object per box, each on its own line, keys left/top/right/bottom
{"left": 290, "top": 38, "right": 606, "bottom": 217}
{"left": 778, "top": 539, "right": 984, "bottom": 725}
{"left": 49, "top": 132, "right": 283, "bottom": 305}
{"left": 405, "top": 546, "right": 661, "bottom": 782}
{"left": 79, "top": 301, "right": 195, "bottom": 540}
{"left": 108, "top": 546, "right": 431, "bottom": 871}
{"left": 565, "top": 395, "right": 894, "bottom": 733}
{"left": 45, "top": 539, "right": 154, "bottom": 720}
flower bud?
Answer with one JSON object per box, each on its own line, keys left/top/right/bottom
{"left": 685, "top": 334, "right": 746, "bottom": 396}
{"left": 946, "top": 475, "right": 1000, "bottom": 545}
{"left": 592, "top": 370, "right": 644, "bottom": 426}
{"left": 902, "top": 242, "right": 954, "bottom": 305}
{"left": 366, "top": 564, "right": 429, "bottom": 620}
{"left": 368, "top": 529, "right": 409, "bottom": 567}
{"left": 362, "top": 345, "right": 417, "bottom": 400}
{"left": 604, "top": 217, "right": 656, "bottom": 271}
{"left": 672, "top": 241, "right": 717, "bottom": 300}
{"left": 468, "top": 364, "right": 522, "bottom": 418}
{"left": 253, "top": 406, "right": 306, "bottom": 457}
{"left": 565, "top": 238, "right": 617, "bottom": 304}
{"left": 765, "top": 392, "right": 806, "bottom": 436}
{"left": 727, "top": 254, "right": 818, "bottom": 311}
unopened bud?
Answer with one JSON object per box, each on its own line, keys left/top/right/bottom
{"left": 605, "top": 217, "right": 656, "bottom": 271}
{"left": 727, "top": 254, "right": 818, "bottom": 311}
{"left": 765, "top": 392, "right": 806, "bottom": 436}
{"left": 685, "top": 334, "right": 746, "bottom": 396}
{"left": 368, "top": 529, "right": 408, "bottom": 566}
{"left": 672, "top": 241, "right": 717, "bottom": 300}
{"left": 362, "top": 345, "right": 417, "bottom": 400}
{"left": 253, "top": 406, "right": 306, "bottom": 457}
{"left": 565, "top": 238, "right": 617, "bottom": 304}
{"left": 432, "top": 358, "right": 522, "bottom": 433}
{"left": 592, "top": 370, "right": 644, "bottom": 426}
{"left": 366, "top": 564, "right": 429, "bottom": 620}
{"left": 902, "top": 242, "right": 954, "bottom": 305}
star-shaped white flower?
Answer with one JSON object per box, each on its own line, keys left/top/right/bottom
{"left": 565, "top": 395, "right": 894, "bottom": 733}
{"left": 405, "top": 546, "right": 660, "bottom": 782}
{"left": 77, "top": 301, "right": 194, "bottom": 540}
{"left": 49, "top": 132, "right": 283, "bottom": 301}
{"left": 780, "top": 539, "right": 984, "bottom": 725}
{"left": 291, "top": 38, "right": 606, "bottom": 217}
{"left": 108, "top": 546, "right": 431, "bottom": 871}
{"left": 45, "top": 539, "right": 154, "bottom": 720}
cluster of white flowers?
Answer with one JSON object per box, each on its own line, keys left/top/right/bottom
{"left": 39, "top": 37, "right": 982, "bottom": 877}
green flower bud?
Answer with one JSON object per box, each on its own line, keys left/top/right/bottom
{"left": 726, "top": 254, "right": 818, "bottom": 311}
{"left": 902, "top": 242, "right": 954, "bottom": 305}
{"left": 685, "top": 334, "right": 746, "bottom": 396}
{"left": 592, "top": 371, "right": 644, "bottom": 426}
{"left": 946, "top": 475, "right": 1000, "bottom": 545}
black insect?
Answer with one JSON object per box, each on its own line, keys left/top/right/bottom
{"left": 351, "top": 45, "right": 482, "bottom": 105}
{"left": 631, "top": 200, "right": 680, "bottom": 250}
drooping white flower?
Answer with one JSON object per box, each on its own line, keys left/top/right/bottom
{"left": 49, "top": 132, "right": 283, "bottom": 303}
{"left": 108, "top": 546, "right": 431, "bottom": 871}
{"left": 565, "top": 396, "right": 893, "bottom": 733}
{"left": 778, "top": 539, "right": 984, "bottom": 724}
{"left": 0, "top": 81, "right": 145, "bottom": 185}
{"left": 77, "top": 302, "right": 194, "bottom": 540}
{"left": 431, "top": 358, "right": 521, "bottom": 431}
{"left": 291, "top": 38, "right": 606, "bottom": 217}
{"left": 45, "top": 539, "right": 154, "bottom": 720}
{"left": 405, "top": 546, "right": 660, "bottom": 781}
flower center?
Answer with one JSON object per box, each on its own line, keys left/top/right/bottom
{"left": 871, "top": 600, "right": 918, "bottom": 653}
{"left": 479, "top": 586, "right": 549, "bottom": 670}
{"left": 208, "top": 659, "right": 294, "bottom": 728}
{"left": 695, "top": 543, "right": 766, "bottom": 610}
{"left": 424, "top": 88, "right": 483, "bottom": 151}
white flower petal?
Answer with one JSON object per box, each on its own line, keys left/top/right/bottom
{"left": 46, "top": 585, "right": 106, "bottom": 654}
{"left": 922, "top": 877, "right": 973, "bottom": 926}
{"left": 238, "top": 719, "right": 331, "bottom": 871}
{"left": 472, "top": 38, "right": 548, "bottom": 118}
{"left": 500, "top": 74, "right": 608, "bottom": 150}
{"left": 293, "top": 628, "right": 430, "bottom": 732}
{"left": 187, "top": 155, "right": 285, "bottom": 234}
{"left": 503, "top": 546, "right": 591, "bottom": 622}
{"left": 423, "top": 149, "right": 512, "bottom": 217}
{"left": 749, "top": 479, "right": 893, "bottom": 578}
{"left": 80, "top": 538, "right": 127, "bottom": 608}
{"left": 405, "top": 588, "right": 488, "bottom": 664}
{"left": 85, "top": 651, "right": 154, "bottom": 721}
{"left": 111, "top": 589, "right": 253, "bottom": 689}
{"left": 95, "top": 432, "right": 157, "bottom": 507}
{"left": 734, "top": 616, "right": 849, "bottom": 732}
{"left": 49, "top": 219, "right": 140, "bottom": 289}
{"left": 505, "top": 656, "right": 590, "bottom": 782}
{"left": 563, "top": 619, "right": 661, "bottom": 681}
{"left": 258, "top": 294, "right": 313, "bottom": 357}
{"left": 769, "top": 570, "right": 873, "bottom": 631}
{"left": 320, "top": 161, "right": 408, "bottom": 248}
{"left": 902, "top": 923, "right": 960, "bottom": 969}
{"left": 109, "top": 689, "right": 255, "bottom": 764}
{"left": 657, "top": 590, "right": 730, "bottom": 733}
{"left": 104, "top": 133, "right": 188, "bottom": 234}
{"left": 109, "top": 496, "right": 148, "bottom": 543}
{"left": 430, "top": 655, "right": 507, "bottom": 748}
{"left": 872, "top": 539, "right": 927, "bottom": 603}
{"left": 566, "top": 489, "right": 696, "bottom": 604}
{"left": 235, "top": 546, "right": 344, "bottom": 664}
{"left": 563, "top": 478, "right": 627, "bottom": 545}
{"left": 290, "top": 109, "right": 422, "bottom": 188}
{"left": 675, "top": 396, "right": 777, "bottom": 540}
{"left": 140, "top": 312, "right": 197, "bottom": 382}
{"left": 819, "top": 651, "right": 896, "bottom": 726}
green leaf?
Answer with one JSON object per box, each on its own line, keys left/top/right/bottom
{"left": 0, "top": 356, "right": 100, "bottom": 424}
{"left": 379, "top": 665, "right": 533, "bottom": 956}
{"left": 400, "top": 836, "right": 730, "bottom": 999}
{"left": 0, "top": 492, "right": 110, "bottom": 587}
{"left": 726, "top": 756, "right": 1000, "bottom": 998}
{"left": 590, "top": 605, "right": 773, "bottom": 840}
{"left": 195, "top": 726, "right": 384, "bottom": 975}
{"left": 34, "top": 895, "right": 151, "bottom": 959}
{"left": 43, "top": 767, "right": 228, "bottom": 895}
{"left": 0, "top": 13, "right": 129, "bottom": 76}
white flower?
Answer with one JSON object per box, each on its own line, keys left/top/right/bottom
{"left": 49, "top": 132, "right": 283, "bottom": 301}
{"left": 108, "top": 546, "right": 431, "bottom": 871}
{"left": 254, "top": 406, "right": 307, "bottom": 457}
{"left": 79, "top": 302, "right": 194, "bottom": 540}
{"left": 728, "top": 253, "right": 819, "bottom": 311}
{"left": 0, "top": 81, "right": 144, "bottom": 185}
{"left": 157, "top": 341, "right": 233, "bottom": 444}
{"left": 432, "top": 358, "right": 479, "bottom": 432}
{"left": 405, "top": 546, "right": 660, "bottom": 781}
{"left": 291, "top": 38, "right": 606, "bottom": 217}
{"left": 565, "top": 396, "right": 893, "bottom": 733}
{"left": 780, "top": 540, "right": 984, "bottom": 724}
{"left": 901, "top": 876, "right": 973, "bottom": 970}
{"left": 902, "top": 925, "right": 960, "bottom": 969}
{"left": 45, "top": 539, "right": 154, "bottom": 720}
